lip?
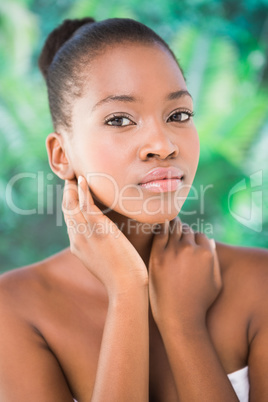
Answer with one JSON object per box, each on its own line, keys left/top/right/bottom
{"left": 139, "top": 178, "right": 183, "bottom": 193}
{"left": 138, "top": 167, "right": 184, "bottom": 185}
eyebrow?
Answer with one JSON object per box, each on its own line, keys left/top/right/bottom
{"left": 92, "top": 90, "right": 192, "bottom": 112}
{"left": 92, "top": 95, "right": 140, "bottom": 112}
{"left": 167, "top": 90, "right": 192, "bottom": 101}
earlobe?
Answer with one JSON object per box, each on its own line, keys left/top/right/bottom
{"left": 46, "top": 133, "right": 75, "bottom": 180}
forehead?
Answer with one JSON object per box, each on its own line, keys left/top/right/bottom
{"left": 81, "top": 43, "right": 187, "bottom": 102}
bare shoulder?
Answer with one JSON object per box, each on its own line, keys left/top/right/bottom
{"left": 0, "top": 249, "right": 65, "bottom": 306}
{"left": 215, "top": 240, "right": 268, "bottom": 332}
{"left": 0, "top": 250, "right": 79, "bottom": 401}
{"left": 0, "top": 259, "right": 47, "bottom": 308}
{"left": 215, "top": 240, "right": 268, "bottom": 308}
{"left": 0, "top": 253, "right": 61, "bottom": 339}
{"left": 215, "top": 239, "right": 268, "bottom": 264}
{"left": 215, "top": 244, "right": 268, "bottom": 397}
{"left": 215, "top": 240, "right": 268, "bottom": 283}
{"left": 0, "top": 247, "right": 106, "bottom": 319}
{"left": 0, "top": 249, "right": 104, "bottom": 401}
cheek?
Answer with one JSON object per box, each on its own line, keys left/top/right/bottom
{"left": 77, "top": 141, "right": 126, "bottom": 206}
{"left": 91, "top": 147, "right": 112, "bottom": 170}
{"left": 77, "top": 138, "right": 116, "bottom": 173}
{"left": 176, "top": 129, "right": 200, "bottom": 205}
{"left": 185, "top": 128, "right": 200, "bottom": 175}
{"left": 191, "top": 135, "right": 200, "bottom": 171}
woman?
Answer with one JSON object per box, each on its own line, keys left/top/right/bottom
{"left": 0, "top": 17, "right": 267, "bottom": 402}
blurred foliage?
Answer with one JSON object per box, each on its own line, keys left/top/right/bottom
{"left": 0, "top": 0, "right": 267, "bottom": 272}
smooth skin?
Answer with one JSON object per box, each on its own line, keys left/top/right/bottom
{"left": 0, "top": 43, "right": 268, "bottom": 402}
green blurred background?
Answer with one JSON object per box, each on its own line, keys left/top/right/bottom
{"left": 1, "top": 0, "right": 267, "bottom": 273}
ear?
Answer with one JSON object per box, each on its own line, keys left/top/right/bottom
{"left": 46, "top": 133, "right": 75, "bottom": 180}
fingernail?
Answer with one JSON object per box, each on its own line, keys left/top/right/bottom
{"left": 210, "top": 238, "right": 216, "bottom": 250}
{"left": 78, "top": 176, "right": 83, "bottom": 184}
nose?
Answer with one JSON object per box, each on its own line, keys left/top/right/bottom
{"left": 138, "top": 120, "right": 179, "bottom": 161}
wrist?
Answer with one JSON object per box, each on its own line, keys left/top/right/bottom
{"left": 104, "top": 269, "right": 148, "bottom": 299}
{"left": 156, "top": 313, "right": 207, "bottom": 338}
{"left": 108, "top": 280, "right": 149, "bottom": 304}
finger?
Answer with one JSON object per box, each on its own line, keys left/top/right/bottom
{"left": 77, "top": 175, "right": 107, "bottom": 221}
{"left": 209, "top": 238, "right": 216, "bottom": 250}
{"left": 77, "top": 176, "right": 121, "bottom": 238}
{"left": 195, "top": 235, "right": 221, "bottom": 288}
{"left": 212, "top": 243, "right": 222, "bottom": 289}
{"left": 167, "top": 217, "right": 183, "bottom": 247}
{"left": 78, "top": 175, "right": 95, "bottom": 212}
{"left": 62, "top": 179, "right": 75, "bottom": 209}
{"left": 62, "top": 180, "right": 88, "bottom": 238}
{"left": 151, "top": 219, "right": 170, "bottom": 252}
{"left": 194, "top": 232, "right": 212, "bottom": 250}
{"left": 62, "top": 179, "right": 80, "bottom": 218}
{"left": 179, "top": 223, "right": 195, "bottom": 244}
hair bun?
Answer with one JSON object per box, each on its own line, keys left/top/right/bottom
{"left": 38, "top": 17, "right": 95, "bottom": 79}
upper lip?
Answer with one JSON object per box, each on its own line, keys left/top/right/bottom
{"left": 139, "top": 167, "right": 184, "bottom": 184}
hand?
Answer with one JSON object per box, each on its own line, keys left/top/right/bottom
{"left": 148, "top": 217, "right": 222, "bottom": 328}
{"left": 62, "top": 176, "right": 148, "bottom": 297}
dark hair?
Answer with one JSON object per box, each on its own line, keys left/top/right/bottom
{"left": 38, "top": 17, "right": 181, "bottom": 132}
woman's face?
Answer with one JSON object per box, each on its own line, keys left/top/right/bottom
{"left": 67, "top": 43, "right": 200, "bottom": 224}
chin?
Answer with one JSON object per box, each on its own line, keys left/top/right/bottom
{"left": 116, "top": 205, "right": 181, "bottom": 224}
{"left": 94, "top": 193, "right": 185, "bottom": 224}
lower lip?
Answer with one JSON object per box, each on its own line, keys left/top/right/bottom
{"left": 139, "top": 178, "right": 183, "bottom": 193}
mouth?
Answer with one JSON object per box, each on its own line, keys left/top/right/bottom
{"left": 138, "top": 166, "right": 184, "bottom": 193}
{"left": 138, "top": 177, "right": 183, "bottom": 193}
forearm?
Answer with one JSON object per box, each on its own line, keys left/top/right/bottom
{"left": 159, "top": 321, "right": 239, "bottom": 401}
{"left": 91, "top": 285, "right": 149, "bottom": 402}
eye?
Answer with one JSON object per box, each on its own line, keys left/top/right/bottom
{"left": 105, "top": 114, "right": 135, "bottom": 127}
{"left": 167, "top": 110, "right": 194, "bottom": 123}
